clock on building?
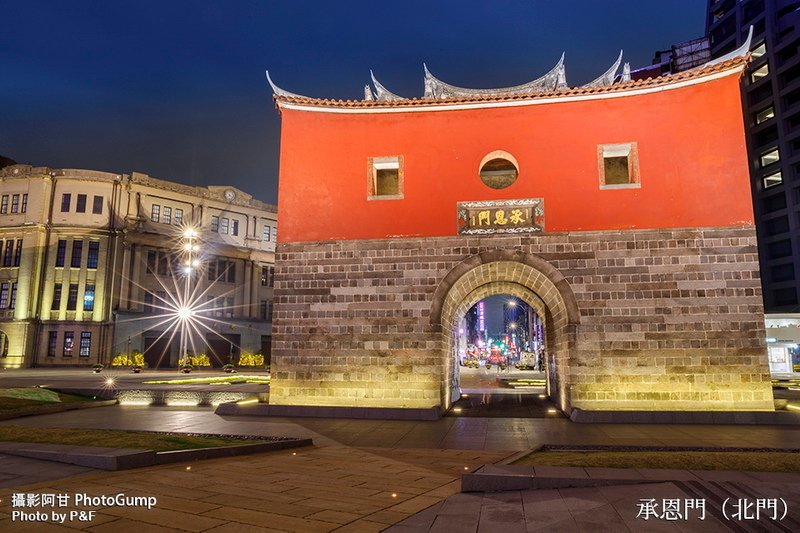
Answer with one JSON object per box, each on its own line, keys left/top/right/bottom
{"left": 224, "top": 189, "right": 235, "bottom": 201}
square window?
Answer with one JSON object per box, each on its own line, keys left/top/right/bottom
{"left": 231, "top": 219, "right": 239, "bottom": 236}
{"left": 71, "top": 240, "right": 82, "bottom": 268}
{"left": 756, "top": 106, "right": 775, "bottom": 124}
{"left": 10, "top": 282, "right": 17, "bottom": 309}
{"left": 1, "top": 195, "right": 8, "bottom": 214}
{"left": 175, "top": 208, "right": 183, "bottom": 226}
{"left": 87, "top": 241, "right": 99, "bottom": 269}
{"left": 151, "top": 204, "right": 160, "bottom": 223}
{"left": 67, "top": 284, "right": 78, "bottom": 310}
{"left": 764, "top": 171, "right": 783, "bottom": 188}
{"left": 220, "top": 217, "right": 229, "bottom": 235}
{"left": 92, "top": 195, "right": 103, "bottom": 214}
{"left": 61, "top": 193, "right": 71, "bottom": 212}
{"left": 52, "top": 284, "right": 62, "bottom": 311}
{"left": 368, "top": 156, "right": 403, "bottom": 199}
{"left": 11, "top": 194, "right": 19, "bottom": 213}
{"left": 48, "top": 331, "right": 58, "bottom": 357}
{"left": 162, "top": 206, "right": 172, "bottom": 225}
{"left": 3, "top": 240, "right": 12, "bottom": 267}
{"left": 751, "top": 63, "right": 769, "bottom": 82}
{"left": 21, "top": 194, "right": 27, "bottom": 213}
{"left": 76, "top": 194, "right": 87, "bottom": 213}
{"left": 55, "top": 240, "right": 67, "bottom": 267}
{"left": 63, "top": 331, "right": 74, "bottom": 357}
{"left": 598, "top": 143, "right": 640, "bottom": 189}
{"left": 261, "top": 265, "right": 274, "bottom": 287}
{"left": 211, "top": 215, "right": 219, "bottom": 232}
{"left": 0, "top": 283, "right": 9, "bottom": 309}
{"left": 79, "top": 332, "right": 91, "bottom": 357}
{"left": 761, "top": 149, "right": 780, "bottom": 168}
{"left": 752, "top": 41, "right": 767, "bottom": 58}
{"left": 83, "top": 284, "right": 95, "bottom": 311}
{"left": 14, "top": 238, "right": 22, "bottom": 266}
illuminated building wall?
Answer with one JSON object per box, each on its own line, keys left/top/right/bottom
{"left": 0, "top": 165, "right": 277, "bottom": 368}
{"left": 270, "top": 54, "right": 774, "bottom": 413}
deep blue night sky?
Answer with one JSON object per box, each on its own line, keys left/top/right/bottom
{"left": 2, "top": 1, "right": 705, "bottom": 204}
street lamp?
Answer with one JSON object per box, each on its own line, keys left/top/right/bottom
{"left": 178, "top": 227, "right": 199, "bottom": 369}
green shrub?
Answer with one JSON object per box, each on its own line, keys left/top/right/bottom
{"left": 239, "top": 352, "right": 264, "bottom": 367}
{"left": 187, "top": 354, "right": 211, "bottom": 367}
{"left": 111, "top": 350, "right": 145, "bottom": 367}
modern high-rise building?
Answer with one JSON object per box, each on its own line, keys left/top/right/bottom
{"left": 706, "top": 0, "right": 800, "bottom": 311}
{"left": 0, "top": 164, "right": 277, "bottom": 368}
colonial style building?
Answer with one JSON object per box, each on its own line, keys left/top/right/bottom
{"left": 268, "top": 43, "right": 775, "bottom": 415}
{"left": 0, "top": 165, "right": 277, "bottom": 368}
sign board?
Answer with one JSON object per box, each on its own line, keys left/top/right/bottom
{"left": 457, "top": 198, "right": 544, "bottom": 235}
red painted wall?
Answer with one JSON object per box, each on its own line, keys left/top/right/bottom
{"left": 277, "top": 72, "right": 751, "bottom": 243}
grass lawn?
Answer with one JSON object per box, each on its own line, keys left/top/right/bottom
{"left": 0, "top": 426, "right": 259, "bottom": 451}
{"left": 143, "top": 375, "right": 270, "bottom": 385}
{"left": 0, "top": 389, "right": 98, "bottom": 411}
{"left": 514, "top": 450, "right": 800, "bottom": 472}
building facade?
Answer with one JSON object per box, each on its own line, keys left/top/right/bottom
{"left": 269, "top": 50, "right": 774, "bottom": 415}
{"left": 706, "top": 0, "right": 800, "bottom": 312}
{"left": 0, "top": 165, "right": 277, "bottom": 369}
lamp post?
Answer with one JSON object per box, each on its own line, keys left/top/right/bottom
{"left": 178, "top": 228, "right": 199, "bottom": 369}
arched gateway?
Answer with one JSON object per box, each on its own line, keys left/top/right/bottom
{"left": 430, "top": 250, "right": 579, "bottom": 412}
{"left": 267, "top": 44, "right": 776, "bottom": 418}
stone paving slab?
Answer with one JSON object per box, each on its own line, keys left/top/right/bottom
{"left": 462, "top": 463, "right": 800, "bottom": 493}
{"left": 0, "top": 400, "right": 118, "bottom": 421}
{"left": 0, "top": 438, "right": 312, "bottom": 471}
{"left": 0, "top": 446, "right": 513, "bottom": 531}
{"left": 389, "top": 479, "right": 800, "bottom": 532}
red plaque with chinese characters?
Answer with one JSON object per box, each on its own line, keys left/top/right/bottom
{"left": 457, "top": 198, "right": 544, "bottom": 235}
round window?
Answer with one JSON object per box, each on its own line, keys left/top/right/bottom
{"left": 479, "top": 153, "right": 519, "bottom": 189}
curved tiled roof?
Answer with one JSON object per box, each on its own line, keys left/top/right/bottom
{"left": 273, "top": 56, "right": 748, "bottom": 111}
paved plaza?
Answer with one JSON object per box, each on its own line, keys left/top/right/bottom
{"left": 1, "top": 369, "right": 800, "bottom": 531}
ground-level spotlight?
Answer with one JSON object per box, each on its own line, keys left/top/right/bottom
{"left": 453, "top": 407, "right": 462, "bottom": 413}
{"left": 547, "top": 408, "right": 557, "bottom": 415}
{"left": 105, "top": 378, "right": 115, "bottom": 387}
{"left": 538, "top": 394, "right": 546, "bottom": 399}
{"left": 391, "top": 493, "right": 397, "bottom": 498}
{"left": 236, "top": 398, "right": 258, "bottom": 405}
{"left": 177, "top": 307, "right": 193, "bottom": 320}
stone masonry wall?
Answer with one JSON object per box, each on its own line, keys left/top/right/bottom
{"left": 270, "top": 226, "right": 774, "bottom": 412}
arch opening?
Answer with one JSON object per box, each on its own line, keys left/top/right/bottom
{"left": 449, "top": 293, "right": 563, "bottom": 417}
{"left": 434, "top": 254, "right": 580, "bottom": 414}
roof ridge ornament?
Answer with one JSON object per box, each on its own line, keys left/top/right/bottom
{"left": 703, "top": 25, "right": 753, "bottom": 67}
{"left": 369, "top": 70, "right": 404, "bottom": 101}
{"left": 364, "top": 85, "right": 375, "bottom": 101}
{"left": 620, "top": 62, "right": 631, "bottom": 83}
{"left": 581, "top": 50, "right": 624, "bottom": 88}
{"left": 265, "top": 71, "right": 308, "bottom": 99}
{"left": 423, "top": 53, "right": 568, "bottom": 99}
